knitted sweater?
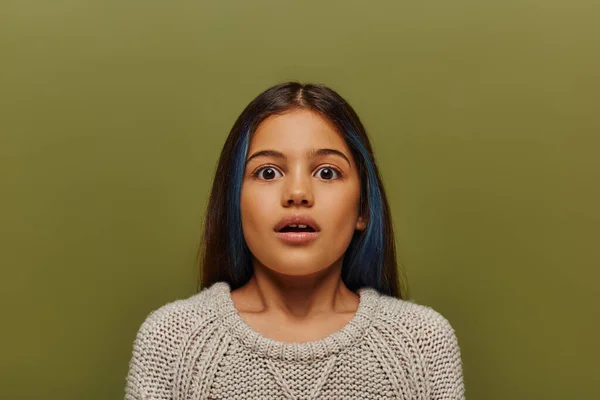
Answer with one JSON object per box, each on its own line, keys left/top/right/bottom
{"left": 125, "top": 281, "right": 465, "bottom": 399}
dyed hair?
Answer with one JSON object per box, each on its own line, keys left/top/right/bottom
{"left": 198, "top": 82, "right": 408, "bottom": 299}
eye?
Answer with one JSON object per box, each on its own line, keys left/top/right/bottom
{"left": 254, "top": 166, "right": 283, "bottom": 181}
{"left": 314, "top": 166, "right": 341, "bottom": 181}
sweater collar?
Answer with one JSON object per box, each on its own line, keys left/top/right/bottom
{"left": 209, "top": 281, "right": 381, "bottom": 362}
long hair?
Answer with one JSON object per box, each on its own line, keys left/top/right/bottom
{"left": 197, "top": 82, "right": 409, "bottom": 299}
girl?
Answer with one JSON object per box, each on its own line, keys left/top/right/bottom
{"left": 125, "top": 82, "right": 465, "bottom": 399}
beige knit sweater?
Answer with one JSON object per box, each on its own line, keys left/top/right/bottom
{"left": 125, "top": 281, "right": 465, "bottom": 399}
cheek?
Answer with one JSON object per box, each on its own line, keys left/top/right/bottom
{"left": 320, "top": 183, "right": 361, "bottom": 215}
{"left": 240, "top": 184, "right": 277, "bottom": 232}
{"left": 317, "top": 183, "right": 362, "bottom": 236}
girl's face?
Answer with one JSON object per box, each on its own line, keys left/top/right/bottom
{"left": 241, "top": 109, "right": 366, "bottom": 276}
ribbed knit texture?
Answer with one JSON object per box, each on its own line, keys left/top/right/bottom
{"left": 125, "top": 281, "right": 465, "bottom": 399}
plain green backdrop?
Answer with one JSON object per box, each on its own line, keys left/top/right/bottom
{"left": 1, "top": 1, "right": 599, "bottom": 399}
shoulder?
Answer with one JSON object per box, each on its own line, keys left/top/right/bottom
{"left": 125, "top": 282, "right": 226, "bottom": 399}
{"left": 375, "top": 294, "right": 459, "bottom": 340}
{"left": 372, "top": 294, "right": 465, "bottom": 398}
{"left": 134, "top": 282, "right": 224, "bottom": 340}
{"left": 372, "top": 294, "right": 463, "bottom": 370}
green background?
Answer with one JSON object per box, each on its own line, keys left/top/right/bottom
{"left": 1, "top": 1, "right": 599, "bottom": 399}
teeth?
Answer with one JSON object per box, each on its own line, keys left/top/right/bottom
{"left": 298, "top": 224, "right": 307, "bottom": 228}
{"left": 288, "top": 224, "right": 297, "bottom": 228}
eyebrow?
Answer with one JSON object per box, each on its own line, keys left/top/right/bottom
{"left": 245, "top": 148, "right": 352, "bottom": 168}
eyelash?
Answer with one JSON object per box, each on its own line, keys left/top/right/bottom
{"left": 251, "top": 165, "right": 343, "bottom": 180}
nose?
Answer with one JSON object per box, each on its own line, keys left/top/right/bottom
{"left": 282, "top": 171, "right": 314, "bottom": 207}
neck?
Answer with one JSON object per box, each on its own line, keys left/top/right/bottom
{"left": 233, "top": 258, "right": 359, "bottom": 321}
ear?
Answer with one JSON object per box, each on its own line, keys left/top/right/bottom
{"left": 355, "top": 215, "right": 367, "bottom": 231}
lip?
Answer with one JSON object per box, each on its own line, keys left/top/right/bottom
{"left": 274, "top": 215, "right": 321, "bottom": 245}
{"left": 275, "top": 231, "right": 320, "bottom": 245}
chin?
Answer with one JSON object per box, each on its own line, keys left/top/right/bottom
{"left": 271, "top": 266, "right": 323, "bottom": 276}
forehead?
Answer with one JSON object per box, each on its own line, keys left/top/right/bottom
{"left": 249, "top": 110, "right": 352, "bottom": 156}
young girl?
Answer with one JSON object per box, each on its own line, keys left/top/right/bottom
{"left": 125, "top": 83, "right": 465, "bottom": 399}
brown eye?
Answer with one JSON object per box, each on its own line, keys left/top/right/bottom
{"left": 256, "top": 167, "right": 282, "bottom": 180}
{"left": 315, "top": 167, "right": 340, "bottom": 180}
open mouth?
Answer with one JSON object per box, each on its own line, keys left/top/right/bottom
{"left": 274, "top": 216, "right": 320, "bottom": 244}
{"left": 279, "top": 224, "right": 316, "bottom": 233}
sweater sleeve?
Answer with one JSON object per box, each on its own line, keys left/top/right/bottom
{"left": 419, "top": 313, "right": 466, "bottom": 400}
{"left": 124, "top": 294, "right": 213, "bottom": 400}
{"left": 125, "top": 310, "right": 177, "bottom": 400}
{"left": 124, "top": 311, "right": 155, "bottom": 400}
